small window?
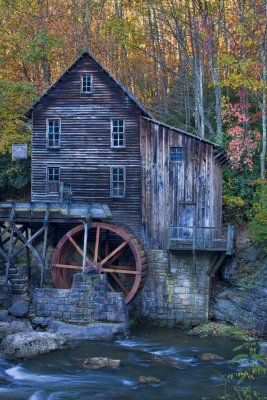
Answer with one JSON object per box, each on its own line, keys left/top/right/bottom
{"left": 47, "top": 119, "right": 61, "bottom": 148}
{"left": 81, "top": 75, "right": 92, "bottom": 93}
{"left": 111, "top": 120, "right": 125, "bottom": 148}
{"left": 111, "top": 167, "right": 125, "bottom": 197}
{"left": 170, "top": 147, "right": 183, "bottom": 162}
{"left": 47, "top": 167, "right": 60, "bottom": 193}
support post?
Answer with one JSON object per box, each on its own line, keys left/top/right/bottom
{"left": 5, "top": 204, "right": 15, "bottom": 282}
{"left": 226, "top": 225, "right": 235, "bottom": 255}
{"left": 82, "top": 220, "right": 89, "bottom": 273}
{"left": 40, "top": 205, "right": 50, "bottom": 288}
{"left": 26, "top": 227, "right": 31, "bottom": 283}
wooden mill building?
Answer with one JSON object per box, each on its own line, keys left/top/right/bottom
{"left": 0, "top": 51, "right": 234, "bottom": 325}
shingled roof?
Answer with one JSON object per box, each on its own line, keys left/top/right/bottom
{"left": 24, "top": 50, "right": 153, "bottom": 119}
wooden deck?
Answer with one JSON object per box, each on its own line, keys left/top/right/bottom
{"left": 168, "top": 226, "right": 235, "bottom": 255}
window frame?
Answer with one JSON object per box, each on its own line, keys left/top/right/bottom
{"left": 46, "top": 118, "right": 61, "bottom": 148}
{"left": 46, "top": 166, "right": 60, "bottom": 194}
{"left": 81, "top": 74, "right": 93, "bottom": 94}
{"left": 110, "top": 166, "right": 126, "bottom": 198}
{"left": 111, "top": 119, "right": 126, "bottom": 148}
{"left": 170, "top": 146, "right": 184, "bottom": 162}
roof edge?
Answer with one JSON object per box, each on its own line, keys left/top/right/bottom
{"left": 141, "top": 116, "right": 229, "bottom": 164}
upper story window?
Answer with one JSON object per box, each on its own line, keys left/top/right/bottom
{"left": 47, "top": 166, "right": 60, "bottom": 193}
{"left": 111, "top": 119, "right": 125, "bottom": 148}
{"left": 170, "top": 147, "right": 184, "bottom": 162}
{"left": 110, "top": 167, "right": 125, "bottom": 197}
{"left": 81, "top": 75, "right": 92, "bottom": 93}
{"left": 47, "top": 119, "right": 61, "bottom": 148}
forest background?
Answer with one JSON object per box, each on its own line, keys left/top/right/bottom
{"left": 0, "top": 0, "right": 266, "bottom": 241}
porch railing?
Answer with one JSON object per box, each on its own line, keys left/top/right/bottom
{"left": 168, "top": 225, "right": 235, "bottom": 255}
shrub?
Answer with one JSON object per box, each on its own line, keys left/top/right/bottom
{"left": 249, "top": 182, "right": 267, "bottom": 249}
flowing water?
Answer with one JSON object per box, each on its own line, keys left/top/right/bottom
{"left": 0, "top": 326, "right": 265, "bottom": 400}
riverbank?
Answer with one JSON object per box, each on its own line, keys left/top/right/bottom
{"left": 210, "top": 240, "right": 267, "bottom": 336}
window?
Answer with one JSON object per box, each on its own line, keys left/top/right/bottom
{"left": 111, "top": 119, "right": 125, "bottom": 148}
{"left": 111, "top": 167, "right": 125, "bottom": 197}
{"left": 81, "top": 75, "right": 92, "bottom": 93}
{"left": 47, "top": 167, "right": 60, "bottom": 193}
{"left": 170, "top": 147, "right": 183, "bottom": 162}
{"left": 47, "top": 119, "right": 60, "bottom": 148}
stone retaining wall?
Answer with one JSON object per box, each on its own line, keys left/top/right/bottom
{"left": 133, "top": 250, "right": 213, "bottom": 326}
{"left": 33, "top": 273, "right": 128, "bottom": 324}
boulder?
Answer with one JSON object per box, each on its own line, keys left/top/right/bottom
{"left": 200, "top": 353, "right": 224, "bottom": 361}
{"left": 83, "top": 357, "right": 121, "bottom": 369}
{"left": 8, "top": 301, "right": 29, "bottom": 317}
{"left": 138, "top": 376, "right": 161, "bottom": 384}
{"left": 0, "top": 319, "right": 32, "bottom": 339}
{"left": 0, "top": 331, "right": 67, "bottom": 359}
{"left": 152, "top": 354, "right": 194, "bottom": 368}
{"left": 48, "top": 320, "right": 114, "bottom": 341}
{"left": 0, "top": 310, "right": 9, "bottom": 322}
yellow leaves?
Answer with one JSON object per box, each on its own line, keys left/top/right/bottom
{"left": 223, "top": 194, "right": 245, "bottom": 208}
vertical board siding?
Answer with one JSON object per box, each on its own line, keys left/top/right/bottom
{"left": 140, "top": 118, "right": 223, "bottom": 249}
{"left": 31, "top": 56, "right": 141, "bottom": 236}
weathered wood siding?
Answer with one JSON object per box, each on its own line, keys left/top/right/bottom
{"left": 31, "top": 54, "right": 142, "bottom": 235}
{"left": 140, "top": 118, "right": 223, "bottom": 249}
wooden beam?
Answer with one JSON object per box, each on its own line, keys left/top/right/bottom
{"left": 99, "top": 241, "right": 128, "bottom": 267}
{"left": 82, "top": 221, "right": 89, "bottom": 273}
{"left": 102, "top": 268, "right": 140, "bottom": 275}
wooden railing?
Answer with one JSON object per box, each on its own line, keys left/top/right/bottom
{"left": 168, "top": 225, "right": 235, "bottom": 255}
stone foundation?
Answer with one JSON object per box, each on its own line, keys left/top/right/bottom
{"left": 34, "top": 273, "right": 128, "bottom": 325}
{"left": 133, "top": 250, "right": 214, "bottom": 326}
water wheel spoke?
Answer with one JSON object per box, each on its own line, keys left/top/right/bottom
{"left": 99, "top": 240, "right": 128, "bottom": 267}
{"left": 67, "top": 234, "right": 92, "bottom": 265}
{"left": 102, "top": 267, "right": 140, "bottom": 275}
{"left": 55, "top": 263, "right": 82, "bottom": 270}
{"left": 94, "top": 225, "right": 100, "bottom": 262}
{"left": 105, "top": 248, "right": 126, "bottom": 266}
{"left": 105, "top": 229, "right": 109, "bottom": 257}
{"left": 107, "top": 281, "right": 116, "bottom": 292}
{"left": 110, "top": 265, "right": 136, "bottom": 271}
{"left": 108, "top": 272, "right": 129, "bottom": 295}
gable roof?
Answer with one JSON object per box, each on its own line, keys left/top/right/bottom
{"left": 23, "top": 50, "right": 226, "bottom": 161}
{"left": 24, "top": 50, "right": 153, "bottom": 119}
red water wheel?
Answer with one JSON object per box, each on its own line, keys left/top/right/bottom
{"left": 51, "top": 222, "right": 147, "bottom": 304}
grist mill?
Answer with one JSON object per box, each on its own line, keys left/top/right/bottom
{"left": 0, "top": 51, "right": 234, "bottom": 327}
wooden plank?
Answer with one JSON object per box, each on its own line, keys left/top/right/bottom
{"left": 102, "top": 268, "right": 140, "bottom": 275}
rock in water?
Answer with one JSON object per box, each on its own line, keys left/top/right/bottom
{"left": 0, "top": 331, "right": 67, "bottom": 359}
{"left": 138, "top": 376, "right": 161, "bottom": 384}
{"left": 8, "top": 301, "right": 29, "bottom": 317}
{"left": 201, "top": 353, "right": 224, "bottom": 361}
{"left": 83, "top": 357, "right": 121, "bottom": 369}
{"left": 0, "top": 310, "right": 9, "bottom": 322}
